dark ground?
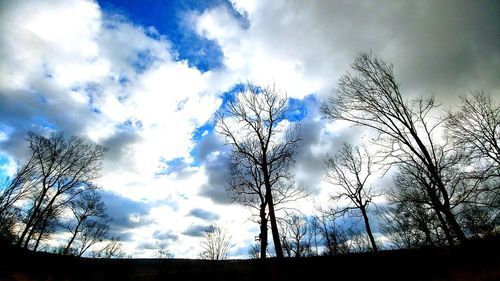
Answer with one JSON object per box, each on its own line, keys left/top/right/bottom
{"left": 1, "top": 238, "right": 499, "bottom": 281}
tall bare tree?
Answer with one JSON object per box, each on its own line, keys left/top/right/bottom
{"left": 446, "top": 91, "right": 500, "bottom": 212}
{"left": 324, "top": 143, "right": 379, "bottom": 251}
{"left": 198, "top": 225, "right": 234, "bottom": 260}
{"left": 279, "top": 213, "right": 311, "bottom": 258}
{"left": 321, "top": 53, "right": 467, "bottom": 242}
{"left": 446, "top": 91, "right": 500, "bottom": 169}
{"left": 227, "top": 147, "right": 306, "bottom": 258}
{"left": 216, "top": 83, "right": 303, "bottom": 258}
{"left": 0, "top": 156, "right": 39, "bottom": 241}
{"left": 13, "top": 132, "right": 105, "bottom": 249}
{"left": 227, "top": 152, "right": 269, "bottom": 258}
{"left": 63, "top": 188, "right": 109, "bottom": 256}
{"left": 313, "top": 208, "right": 354, "bottom": 255}
{"left": 90, "top": 236, "right": 125, "bottom": 259}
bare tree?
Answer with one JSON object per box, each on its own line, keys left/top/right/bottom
{"left": 12, "top": 132, "right": 105, "bottom": 249}
{"left": 63, "top": 188, "right": 109, "bottom": 256}
{"left": 324, "top": 143, "right": 379, "bottom": 251}
{"left": 386, "top": 162, "right": 461, "bottom": 246}
{"left": 308, "top": 216, "right": 322, "bottom": 256}
{"left": 227, "top": 148, "right": 307, "bottom": 259}
{"left": 157, "top": 247, "right": 174, "bottom": 258}
{"left": 321, "top": 53, "right": 467, "bottom": 243}
{"left": 227, "top": 152, "right": 269, "bottom": 259}
{"left": 446, "top": 91, "right": 500, "bottom": 219}
{"left": 279, "top": 213, "right": 311, "bottom": 258}
{"left": 90, "top": 236, "right": 125, "bottom": 259}
{"left": 380, "top": 201, "right": 441, "bottom": 249}
{"left": 313, "top": 208, "right": 352, "bottom": 255}
{"left": 0, "top": 156, "right": 39, "bottom": 241}
{"left": 248, "top": 243, "right": 261, "bottom": 259}
{"left": 446, "top": 91, "right": 500, "bottom": 169}
{"left": 216, "top": 83, "right": 303, "bottom": 258}
{"left": 198, "top": 225, "right": 234, "bottom": 260}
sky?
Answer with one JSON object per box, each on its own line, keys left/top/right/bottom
{"left": 0, "top": 0, "right": 499, "bottom": 258}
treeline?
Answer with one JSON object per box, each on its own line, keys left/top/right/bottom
{"left": 0, "top": 132, "right": 124, "bottom": 258}
{"left": 217, "top": 53, "right": 499, "bottom": 259}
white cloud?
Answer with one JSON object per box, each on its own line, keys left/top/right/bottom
{"left": 192, "top": 0, "right": 500, "bottom": 101}
{"left": 0, "top": 0, "right": 252, "bottom": 258}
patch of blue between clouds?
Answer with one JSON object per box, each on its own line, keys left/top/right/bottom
{"left": 159, "top": 86, "right": 319, "bottom": 175}
{"left": 188, "top": 83, "right": 245, "bottom": 167}
{"left": 117, "top": 118, "right": 143, "bottom": 131}
{"left": 131, "top": 49, "right": 158, "bottom": 74}
{"left": 97, "top": 0, "right": 249, "bottom": 72}
{"left": 285, "top": 94, "right": 319, "bottom": 122}
{"left": 156, "top": 156, "right": 190, "bottom": 176}
{"left": 0, "top": 154, "right": 10, "bottom": 185}
{"left": 71, "top": 82, "right": 103, "bottom": 114}
{"left": 220, "top": 83, "right": 245, "bottom": 109}
{"left": 33, "top": 115, "right": 56, "bottom": 131}
{"left": 191, "top": 122, "right": 215, "bottom": 142}
{"left": 157, "top": 84, "right": 241, "bottom": 173}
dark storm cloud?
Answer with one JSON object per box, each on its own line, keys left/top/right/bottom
{"left": 100, "top": 190, "right": 153, "bottom": 231}
{"left": 153, "top": 230, "right": 179, "bottom": 241}
{"left": 101, "top": 128, "right": 142, "bottom": 172}
{"left": 182, "top": 224, "right": 211, "bottom": 237}
{"left": 294, "top": 102, "right": 366, "bottom": 194}
{"left": 198, "top": 152, "right": 232, "bottom": 204}
{"left": 137, "top": 240, "right": 171, "bottom": 250}
{"left": 192, "top": 130, "right": 232, "bottom": 204}
{"left": 137, "top": 242, "right": 159, "bottom": 250}
{"left": 112, "top": 231, "right": 135, "bottom": 242}
{"left": 192, "top": 132, "right": 223, "bottom": 163}
{"left": 0, "top": 85, "right": 101, "bottom": 163}
{"left": 247, "top": 1, "right": 500, "bottom": 100}
{"left": 187, "top": 208, "right": 220, "bottom": 221}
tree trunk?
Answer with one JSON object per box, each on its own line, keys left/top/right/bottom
{"left": 17, "top": 193, "right": 46, "bottom": 247}
{"left": 33, "top": 217, "right": 49, "bottom": 251}
{"left": 435, "top": 209, "right": 454, "bottom": 246}
{"left": 410, "top": 130, "right": 467, "bottom": 243}
{"left": 63, "top": 219, "right": 83, "bottom": 255}
{"left": 266, "top": 189, "right": 283, "bottom": 258}
{"left": 22, "top": 213, "right": 43, "bottom": 249}
{"left": 360, "top": 207, "right": 378, "bottom": 252}
{"left": 262, "top": 158, "right": 284, "bottom": 258}
{"left": 441, "top": 206, "right": 467, "bottom": 243}
{"left": 259, "top": 203, "right": 268, "bottom": 259}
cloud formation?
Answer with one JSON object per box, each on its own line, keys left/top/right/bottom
{"left": 0, "top": 0, "right": 498, "bottom": 258}
{"left": 187, "top": 208, "right": 220, "bottom": 221}
{"left": 100, "top": 191, "right": 153, "bottom": 232}
{"left": 182, "top": 224, "right": 211, "bottom": 237}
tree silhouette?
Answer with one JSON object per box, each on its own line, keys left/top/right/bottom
{"left": 322, "top": 53, "right": 467, "bottom": 243}
{"left": 90, "top": 236, "right": 125, "bottom": 259}
{"left": 446, "top": 91, "right": 500, "bottom": 169}
{"left": 324, "top": 143, "right": 379, "bottom": 251}
{"left": 0, "top": 153, "right": 39, "bottom": 242}
{"left": 312, "top": 208, "right": 353, "bottom": 255}
{"left": 14, "top": 132, "right": 105, "bottom": 249}
{"left": 279, "top": 213, "right": 311, "bottom": 257}
{"left": 198, "top": 225, "right": 234, "bottom": 260}
{"left": 216, "top": 83, "right": 303, "bottom": 258}
{"left": 63, "top": 188, "right": 109, "bottom": 256}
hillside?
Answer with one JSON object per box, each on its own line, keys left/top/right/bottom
{"left": 1, "top": 238, "right": 500, "bottom": 281}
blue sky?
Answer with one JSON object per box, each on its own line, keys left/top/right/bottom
{"left": 98, "top": 0, "right": 229, "bottom": 72}
{"left": 0, "top": 0, "right": 499, "bottom": 258}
